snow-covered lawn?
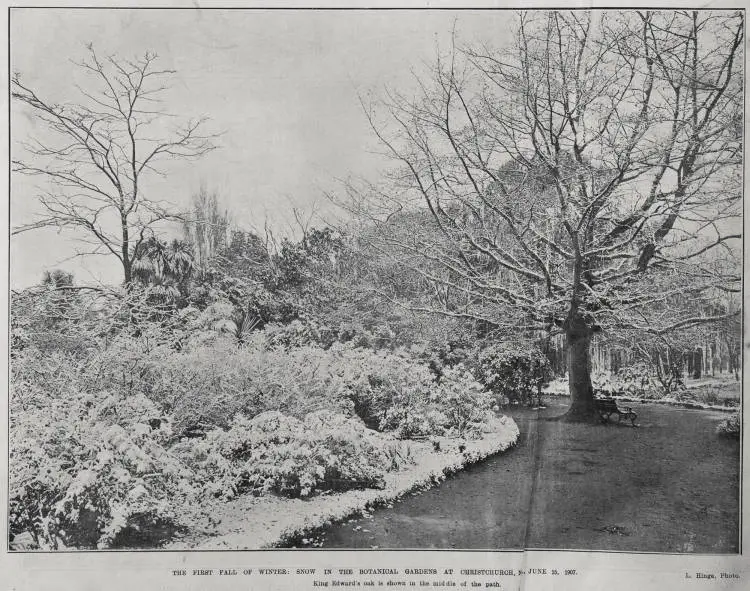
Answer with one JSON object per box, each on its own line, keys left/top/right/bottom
{"left": 167, "top": 416, "right": 520, "bottom": 550}
{"left": 605, "top": 394, "right": 738, "bottom": 413}
{"left": 542, "top": 374, "right": 739, "bottom": 413}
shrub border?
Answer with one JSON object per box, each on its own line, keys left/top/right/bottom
{"left": 168, "top": 418, "right": 520, "bottom": 550}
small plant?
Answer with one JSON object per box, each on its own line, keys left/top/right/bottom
{"left": 717, "top": 413, "right": 740, "bottom": 439}
{"left": 383, "top": 442, "right": 414, "bottom": 471}
{"left": 701, "top": 390, "right": 721, "bottom": 406}
{"left": 220, "top": 304, "right": 262, "bottom": 347}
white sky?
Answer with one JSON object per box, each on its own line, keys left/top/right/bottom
{"left": 10, "top": 8, "right": 516, "bottom": 288}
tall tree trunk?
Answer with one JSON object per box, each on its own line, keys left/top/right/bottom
{"left": 565, "top": 312, "right": 596, "bottom": 420}
{"left": 123, "top": 257, "right": 132, "bottom": 286}
{"left": 693, "top": 348, "right": 702, "bottom": 379}
{"left": 122, "top": 215, "right": 132, "bottom": 286}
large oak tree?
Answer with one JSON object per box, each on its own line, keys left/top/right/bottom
{"left": 353, "top": 10, "right": 742, "bottom": 419}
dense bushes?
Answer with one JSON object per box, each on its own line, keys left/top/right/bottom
{"left": 9, "top": 355, "right": 198, "bottom": 549}
{"left": 475, "top": 343, "right": 552, "bottom": 406}
{"left": 592, "top": 365, "right": 653, "bottom": 397}
{"left": 10, "top": 309, "right": 502, "bottom": 548}
{"left": 11, "top": 342, "right": 417, "bottom": 547}
{"left": 84, "top": 327, "right": 495, "bottom": 440}
{"left": 174, "top": 411, "right": 389, "bottom": 499}
{"left": 594, "top": 363, "right": 667, "bottom": 398}
{"left": 9, "top": 284, "right": 523, "bottom": 551}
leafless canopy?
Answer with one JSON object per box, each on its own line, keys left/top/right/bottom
{"left": 352, "top": 10, "right": 742, "bottom": 339}
{"left": 12, "top": 45, "right": 219, "bottom": 285}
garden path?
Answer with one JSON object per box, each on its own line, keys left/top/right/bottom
{"left": 316, "top": 401, "right": 739, "bottom": 552}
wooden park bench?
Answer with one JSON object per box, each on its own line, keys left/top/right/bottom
{"left": 594, "top": 397, "right": 637, "bottom": 426}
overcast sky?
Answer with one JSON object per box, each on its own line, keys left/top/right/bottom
{"left": 10, "top": 8, "right": 516, "bottom": 288}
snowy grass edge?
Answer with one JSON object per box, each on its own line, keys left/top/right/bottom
{"left": 171, "top": 416, "right": 520, "bottom": 550}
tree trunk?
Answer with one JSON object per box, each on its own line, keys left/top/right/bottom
{"left": 693, "top": 348, "right": 702, "bottom": 379}
{"left": 565, "top": 312, "right": 597, "bottom": 420}
{"left": 122, "top": 214, "right": 132, "bottom": 286}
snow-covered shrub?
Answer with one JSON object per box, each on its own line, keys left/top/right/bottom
{"left": 376, "top": 365, "right": 494, "bottom": 439}
{"left": 304, "top": 410, "right": 388, "bottom": 488}
{"left": 475, "top": 343, "right": 551, "bottom": 406}
{"left": 263, "top": 319, "right": 330, "bottom": 349}
{"left": 380, "top": 404, "right": 441, "bottom": 439}
{"left": 408, "top": 334, "right": 475, "bottom": 380}
{"left": 175, "top": 410, "right": 388, "bottom": 499}
{"left": 330, "top": 344, "right": 435, "bottom": 430}
{"left": 432, "top": 366, "right": 493, "bottom": 438}
{"left": 10, "top": 352, "right": 198, "bottom": 549}
{"left": 611, "top": 363, "right": 655, "bottom": 397}
{"left": 717, "top": 413, "right": 740, "bottom": 439}
{"left": 10, "top": 287, "right": 98, "bottom": 359}
{"left": 222, "top": 412, "right": 323, "bottom": 497}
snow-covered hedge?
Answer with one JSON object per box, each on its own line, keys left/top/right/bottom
{"left": 168, "top": 415, "right": 520, "bottom": 550}
{"left": 717, "top": 413, "right": 740, "bottom": 438}
{"left": 172, "top": 410, "right": 390, "bottom": 499}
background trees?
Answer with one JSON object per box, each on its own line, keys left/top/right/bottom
{"left": 12, "top": 46, "right": 217, "bottom": 286}
{"left": 182, "top": 185, "right": 231, "bottom": 271}
{"left": 351, "top": 10, "right": 743, "bottom": 418}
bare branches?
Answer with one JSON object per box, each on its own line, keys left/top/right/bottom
{"left": 356, "top": 9, "right": 742, "bottom": 338}
{"left": 12, "top": 44, "right": 219, "bottom": 285}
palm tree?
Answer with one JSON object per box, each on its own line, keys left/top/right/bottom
{"left": 132, "top": 237, "right": 194, "bottom": 303}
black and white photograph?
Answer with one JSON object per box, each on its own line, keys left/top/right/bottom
{"left": 6, "top": 4, "right": 743, "bottom": 561}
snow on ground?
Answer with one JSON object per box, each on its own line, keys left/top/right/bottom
{"left": 543, "top": 374, "right": 739, "bottom": 413}
{"left": 166, "top": 416, "right": 520, "bottom": 550}
{"left": 606, "top": 395, "right": 738, "bottom": 413}
{"left": 543, "top": 377, "right": 570, "bottom": 396}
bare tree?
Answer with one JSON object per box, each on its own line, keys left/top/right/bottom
{"left": 12, "top": 45, "right": 218, "bottom": 285}
{"left": 352, "top": 10, "right": 742, "bottom": 420}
